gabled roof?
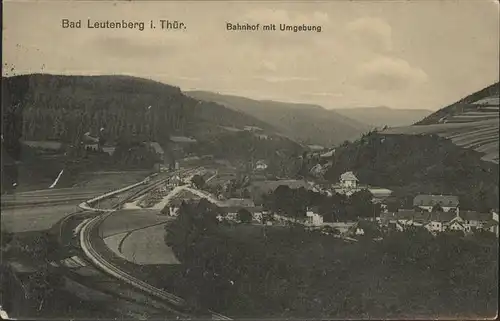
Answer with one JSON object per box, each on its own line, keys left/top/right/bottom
{"left": 384, "top": 210, "right": 455, "bottom": 223}
{"left": 448, "top": 220, "right": 465, "bottom": 228}
{"left": 413, "top": 194, "right": 459, "bottom": 207}
{"left": 340, "top": 171, "right": 359, "bottom": 182}
{"left": 428, "top": 211, "right": 456, "bottom": 222}
{"left": 459, "top": 211, "right": 492, "bottom": 222}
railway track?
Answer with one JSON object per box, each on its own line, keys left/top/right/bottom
{"left": 73, "top": 167, "right": 231, "bottom": 320}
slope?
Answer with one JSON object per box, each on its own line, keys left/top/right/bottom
{"left": 382, "top": 82, "right": 499, "bottom": 163}
{"left": 186, "top": 90, "right": 372, "bottom": 147}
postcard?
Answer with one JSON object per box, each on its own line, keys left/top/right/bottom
{"left": 1, "top": 0, "right": 499, "bottom": 320}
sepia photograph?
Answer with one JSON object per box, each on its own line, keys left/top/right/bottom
{"left": 1, "top": 0, "right": 499, "bottom": 320}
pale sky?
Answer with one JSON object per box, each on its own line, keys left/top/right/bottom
{"left": 3, "top": 0, "right": 499, "bottom": 110}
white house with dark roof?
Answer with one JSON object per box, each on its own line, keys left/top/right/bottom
{"left": 413, "top": 194, "right": 459, "bottom": 212}
{"left": 340, "top": 171, "right": 359, "bottom": 189}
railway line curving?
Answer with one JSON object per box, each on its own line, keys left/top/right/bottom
{"left": 71, "top": 168, "right": 231, "bottom": 320}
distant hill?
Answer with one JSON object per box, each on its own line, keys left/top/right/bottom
{"left": 187, "top": 91, "right": 372, "bottom": 147}
{"left": 383, "top": 82, "right": 499, "bottom": 163}
{"left": 334, "top": 106, "right": 432, "bottom": 127}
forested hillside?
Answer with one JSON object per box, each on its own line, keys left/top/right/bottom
{"left": 1, "top": 74, "right": 298, "bottom": 192}
{"left": 1, "top": 74, "right": 277, "bottom": 160}
{"left": 323, "top": 133, "right": 499, "bottom": 212}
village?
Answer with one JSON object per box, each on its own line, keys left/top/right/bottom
{"left": 134, "top": 155, "right": 499, "bottom": 241}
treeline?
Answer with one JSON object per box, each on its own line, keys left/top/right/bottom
{"left": 324, "top": 133, "right": 499, "bottom": 212}
{"left": 164, "top": 199, "right": 498, "bottom": 318}
{"left": 261, "top": 185, "right": 380, "bottom": 221}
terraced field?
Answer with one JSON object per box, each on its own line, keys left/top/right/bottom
{"left": 383, "top": 85, "right": 499, "bottom": 164}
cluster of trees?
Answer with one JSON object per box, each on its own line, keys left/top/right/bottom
{"left": 323, "top": 133, "right": 499, "bottom": 212}
{"left": 0, "top": 231, "right": 65, "bottom": 315}
{"left": 261, "top": 185, "right": 381, "bottom": 221}
{"left": 193, "top": 131, "right": 304, "bottom": 177}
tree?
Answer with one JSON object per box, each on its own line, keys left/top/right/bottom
{"left": 191, "top": 174, "right": 206, "bottom": 190}
{"left": 432, "top": 203, "right": 444, "bottom": 212}
{"left": 348, "top": 189, "right": 375, "bottom": 218}
{"left": 237, "top": 209, "right": 253, "bottom": 223}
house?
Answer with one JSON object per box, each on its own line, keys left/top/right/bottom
{"left": 255, "top": 160, "right": 268, "bottom": 171}
{"left": 423, "top": 211, "right": 457, "bottom": 234}
{"left": 346, "top": 220, "right": 381, "bottom": 237}
{"left": 306, "top": 207, "right": 324, "bottom": 226}
{"left": 482, "top": 220, "right": 499, "bottom": 237}
{"left": 492, "top": 209, "right": 499, "bottom": 222}
{"left": 447, "top": 219, "right": 466, "bottom": 233}
{"left": 492, "top": 209, "right": 500, "bottom": 237}
{"left": 340, "top": 171, "right": 359, "bottom": 189}
{"left": 380, "top": 210, "right": 452, "bottom": 233}
{"left": 459, "top": 211, "right": 492, "bottom": 230}
{"left": 219, "top": 206, "right": 263, "bottom": 222}
{"left": 413, "top": 194, "right": 459, "bottom": 212}
{"left": 84, "top": 143, "right": 100, "bottom": 152}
